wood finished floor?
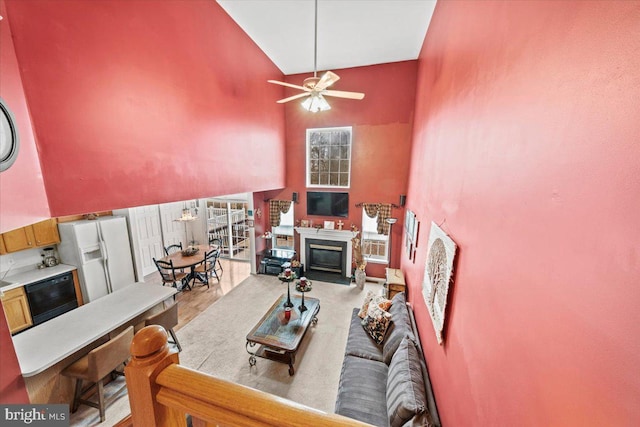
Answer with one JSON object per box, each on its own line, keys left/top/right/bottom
{"left": 144, "top": 258, "right": 251, "bottom": 331}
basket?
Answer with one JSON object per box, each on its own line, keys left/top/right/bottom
{"left": 181, "top": 247, "right": 199, "bottom": 257}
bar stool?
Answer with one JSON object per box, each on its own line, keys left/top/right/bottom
{"left": 61, "top": 326, "right": 134, "bottom": 422}
{"left": 144, "top": 303, "right": 182, "bottom": 352}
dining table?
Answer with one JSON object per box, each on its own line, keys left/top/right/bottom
{"left": 159, "top": 244, "right": 218, "bottom": 290}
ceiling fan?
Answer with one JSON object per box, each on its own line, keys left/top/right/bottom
{"left": 267, "top": 0, "right": 365, "bottom": 112}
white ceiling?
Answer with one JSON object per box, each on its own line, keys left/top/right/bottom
{"left": 217, "top": 0, "right": 437, "bottom": 75}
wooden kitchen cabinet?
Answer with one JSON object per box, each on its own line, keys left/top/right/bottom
{"left": 31, "top": 219, "right": 61, "bottom": 246}
{"left": 0, "top": 219, "right": 60, "bottom": 253}
{"left": 1, "top": 227, "right": 35, "bottom": 253}
{"left": 1, "top": 287, "right": 33, "bottom": 334}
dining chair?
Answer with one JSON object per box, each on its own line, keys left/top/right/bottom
{"left": 144, "top": 303, "right": 182, "bottom": 352}
{"left": 164, "top": 243, "right": 185, "bottom": 272}
{"left": 208, "top": 239, "right": 224, "bottom": 277}
{"left": 194, "top": 249, "right": 222, "bottom": 288}
{"left": 153, "top": 258, "right": 190, "bottom": 291}
{"left": 212, "top": 248, "right": 223, "bottom": 278}
{"left": 61, "top": 326, "right": 134, "bottom": 422}
{"left": 164, "top": 242, "right": 183, "bottom": 256}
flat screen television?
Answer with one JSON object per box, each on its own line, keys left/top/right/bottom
{"left": 307, "top": 191, "right": 349, "bottom": 217}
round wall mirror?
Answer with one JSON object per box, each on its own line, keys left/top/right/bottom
{"left": 0, "top": 98, "right": 19, "bottom": 172}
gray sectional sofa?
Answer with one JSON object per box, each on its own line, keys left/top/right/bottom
{"left": 335, "top": 292, "right": 441, "bottom": 427}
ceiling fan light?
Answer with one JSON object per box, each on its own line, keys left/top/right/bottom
{"left": 301, "top": 96, "right": 313, "bottom": 111}
{"left": 317, "top": 95, "right": 331, "bottom": 111}
{"left": 302, "top": 94, "right": 331, "bottom": 113}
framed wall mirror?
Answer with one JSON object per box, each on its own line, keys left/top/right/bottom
{"left": 0, "top": 98, "right": 19, "bottom": 172}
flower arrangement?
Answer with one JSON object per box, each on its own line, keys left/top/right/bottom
{"left": 351, "top": 226, "right": 367, "bottom": 271}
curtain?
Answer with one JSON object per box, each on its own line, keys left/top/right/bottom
{"left": 362, "top": 203, "right": 392, "bottom": 235}
{"left": 269, "top": 200, "right": 292, "bottom": 227}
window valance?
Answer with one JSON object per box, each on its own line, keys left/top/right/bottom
{"left": 361, "top": 203, "right": 392, "bottom": 235}
{"left": 269, "top": 200, "right": 292, "bottom": 227}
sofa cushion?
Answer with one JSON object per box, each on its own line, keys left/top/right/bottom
{"left": 382, "top": 293, "right": 416, "bottom": 365}
{"left": 387, "top": 337, "right": 428, "bottom": 427}
{"left": 335, "top": 355, "right": 389, "bottom": 426}
{"left": 345, "top": 308, "right": 384, "bottom": 361}
{"left": 362, "top": 303, "right": 392, "bottom": 345}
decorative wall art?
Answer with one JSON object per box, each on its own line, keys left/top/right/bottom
{"left": 404, "top": 210, "right": 413, "bottom": 257}
{"left": 422, "top": 222, "right": 457, "bottom": 344}
{"left": 404, "top": 210, "right": 420, "bottom": 260}
{"left": 412, "top": 219, "right": 420, "bottom": 247}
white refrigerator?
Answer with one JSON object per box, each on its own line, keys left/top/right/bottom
{"left": 58, "top": 216, "right": 137, "bottom": 303}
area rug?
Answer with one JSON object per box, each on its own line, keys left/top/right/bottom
{"left": 74, "top": 273, "right": 383, "bottom": 426}
{"left": 176, "top": 274, "right": 381, "bottom": 412}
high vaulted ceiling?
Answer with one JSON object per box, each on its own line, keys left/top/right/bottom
{"left": 216, "top": 0, "right": 437, "bottom": 75}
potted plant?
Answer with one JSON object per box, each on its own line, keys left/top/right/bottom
{"left": 351, "top": 227, "right": 367, "bottom": 290}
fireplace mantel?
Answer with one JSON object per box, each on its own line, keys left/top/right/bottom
{"left": 295, "top": 227, "right": 357, "bottom": 278}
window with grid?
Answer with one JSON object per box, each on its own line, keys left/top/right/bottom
{"left": 306, "top": 126, "right": 352, "bottom": 188}
{"left": 361, "top": 208, "right": 388, "bottom": 263}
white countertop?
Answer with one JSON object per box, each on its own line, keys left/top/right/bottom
{"left": 1, "top": 264, "right": 77, "bottom": 291}
{"left": 12, "top": 282, "right": 177, "bottom": 377}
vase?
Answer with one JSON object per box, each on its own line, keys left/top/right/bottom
{"left": 354, "top": 269, "right": 366, "bottom": 290}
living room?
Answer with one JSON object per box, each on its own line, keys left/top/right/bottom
{"left": 1, "top": 1, "right": 639, "bottom": 426}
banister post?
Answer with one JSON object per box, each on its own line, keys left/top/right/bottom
{"left": 125, "top": 325, "right": 186, "bottom": 427}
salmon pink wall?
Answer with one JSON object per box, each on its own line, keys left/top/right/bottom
{"left": 0, "top": 0, "right": 50, "bottom": 233}
{"left": 270, "top": 62, "right": 417, "bottom": 278}
{"left": 5, "top": 0, "right": 286, "bottom": 216}
{"left": 403, "top": 1, "right": 640, "bottom": 425}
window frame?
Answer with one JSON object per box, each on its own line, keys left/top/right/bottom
{"left": 361, "top": 208, "right": 389, "bottom": 264}
{"left": 306, "top": 126, "right": 352, "bottom": 189}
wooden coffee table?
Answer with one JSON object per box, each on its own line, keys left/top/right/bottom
{"left": 246, "top": 293, "right": 320, "bottom": 375}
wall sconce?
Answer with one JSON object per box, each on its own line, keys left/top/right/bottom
{"left": 399, "top": 195, "right": 406, "bottom": 207}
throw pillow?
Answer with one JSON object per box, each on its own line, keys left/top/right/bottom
{"left": 361, "top": 304, "right": 392, "bottom": 345}
{"left": 387, "top": 337, "right": 429, "bottom": 427}
{"left": 357, "top": 290, "right": 377, "bottom": 319}
{"left": 374, "top": 295, "right": 392, "bottom": 312}
{"left": 358, "top": 291, "right": 393, "bottom": 319}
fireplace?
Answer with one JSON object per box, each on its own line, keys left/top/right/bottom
{"left": 295, "top": 227, "right": 357, "bottom": 279}
{"left": 306, "top": 239, "right": 348, "bottom": 275}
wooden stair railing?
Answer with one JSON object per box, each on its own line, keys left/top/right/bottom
{"left": 124, "top": 325, "right": 372, "bottom": 427}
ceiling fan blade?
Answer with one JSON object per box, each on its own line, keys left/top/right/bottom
{"left": 315, "top": 71, "right": 340, "bottom": 91}
{"left": 322, "top": 89, "right": 365, "bottom": 100}
{"left": 267, "top": 80, "right": 310, "bottom": 91}
{"left": 277, "top": 92, "right": 311, "bottom": 103}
